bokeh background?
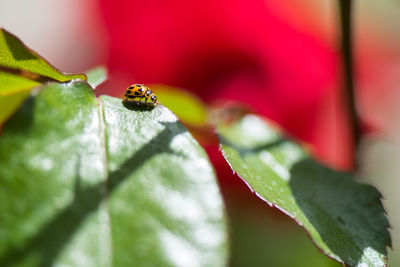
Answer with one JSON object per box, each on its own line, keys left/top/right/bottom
{"left": 1, "top": 0, "right": 399, "bottom": 266}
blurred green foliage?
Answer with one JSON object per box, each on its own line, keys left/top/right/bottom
{"left": 151, "top": 84, "right": 208, "bottom": 125}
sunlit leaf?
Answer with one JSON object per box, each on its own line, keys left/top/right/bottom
{"left": 0, "top": 72, "right": 37, "bottom": 124}
{"left": 0, "top": 29, "right": 86, "bottom": 125}
{"left": 0, "top": 81, "right": 227, "bottom": 266}
{"left": 0, "top": 29, "right": 85, "bottom": 81}
{"left": 218, "top": 114, "right": 391, "bottom": 267}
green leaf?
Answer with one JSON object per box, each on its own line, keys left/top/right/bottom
{"left": 0, "top": 81, "right": 227, "bottom": 266}
{"left": 0, "top": 29, "right": 86, "bottom": 125}
{"left": 151, "top": 85, "right": 208, "bottom": 125}
{"left": 86, "top": 66, "right": 107, "bottom": 89}
{"left": 0, "top": 72, "right": 37, "bottom": 124}
{"left": 218, "top": 114, "right": 391, "bottom": 267}
{"left": 0, "top": 29, "right": 85, "bottom": 82}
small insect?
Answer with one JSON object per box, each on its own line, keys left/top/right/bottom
{"left": 124, "top": 84, "right": 158, "bottom": 104}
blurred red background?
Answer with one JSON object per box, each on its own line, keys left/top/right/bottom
{"left": 97, "top": 0, "right": 354, "bottom": 170}
{"left": 1, "top": 0, "right": 399, "bottom": 265}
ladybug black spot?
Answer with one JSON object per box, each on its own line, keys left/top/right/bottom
{"left": 129, "top": 86, "right": 134, "bottom": 89}
{"left": 134, "top": 91, "right": 140, "bottom": 96}
{"left": 126, "top": 90, "right": 131, "bottom": 94}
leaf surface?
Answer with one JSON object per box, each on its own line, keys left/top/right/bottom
{"left": 0, "top": 81, "right": 227, "bottom": 267}
{"left": 218, "top": 114, "right": 391, "bottom": 267}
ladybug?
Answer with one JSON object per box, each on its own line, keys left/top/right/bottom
{"left": 124, "top": 84, "right": 158, "bottom": 104}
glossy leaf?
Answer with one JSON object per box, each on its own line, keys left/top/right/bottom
{"left": 0, "top": 29, "right": 86, "bottom": 125}
{"left": 218, "top": 114, "right": 391, "bottom": 267}
{"left": 0, "top": 81, "right": 227, "bottom": 266}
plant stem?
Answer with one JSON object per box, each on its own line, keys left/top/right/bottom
{"left": 338, "top": 0, "right": 361, "bottom": 167}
